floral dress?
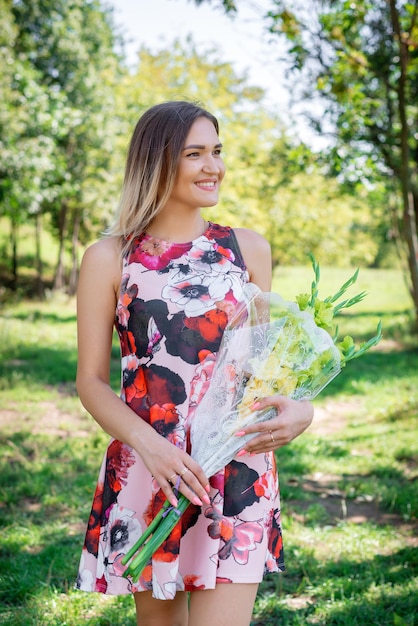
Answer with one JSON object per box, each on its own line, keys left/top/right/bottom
{"left": 76, "top": 222, "right": 284, "bottom": 600}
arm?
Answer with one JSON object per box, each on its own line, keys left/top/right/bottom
{"left": 233, "top": 228, "right": 314, "bottom": 452}
{"left": 76, "top": 238, "right": 209, "bottom": 507}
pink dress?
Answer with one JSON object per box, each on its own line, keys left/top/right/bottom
{"left": 76, "top": 222, "right": 284, "bottom": 600}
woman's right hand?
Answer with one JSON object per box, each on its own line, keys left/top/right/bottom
{"left": 137, "top": 430, "right": 211, "bottom": 508}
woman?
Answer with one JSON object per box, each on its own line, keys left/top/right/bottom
{"left": 76, "top": 101, "right": 313, "bottom": 626}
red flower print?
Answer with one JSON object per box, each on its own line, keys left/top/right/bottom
{"left": 149, "top": 402, "right": 179, "bottom": 437}
{"left": 253, "top": 473, "right": 270, "bottom": 498}
{"left": 268, "top": 508, "right": 284, "bottom": 562}
{"left": 209, "top": 471, "right": 225, "bottom": 496}
{"left": 144, "top": 364, "right": 187, "bottom": 407}
{"left": 95, "top": 574, "right": 108, "bottom": 593}
{"left": 129, "top": 235, "right": 190, "bottom": 270}
{"left": 117, "top": 275, "right": 138, "bottom": 327}
{"left": 154, "top": 526, "right": 181, "bottom": 563}
{"left": 105, "top": 440, "right": 136, "bottom": 495}
{"left": 165, "top": 313, "right": 221, "bottom": 364}
{"left": 119, "top": 330, "right": 137, "bottom": 357}
{"left": 144, "top": 489, "right": 167, "bottom": 527}
{"left": 123, "top": 362, "right": 147, "bottom": 404}
{"left": 184, "top": 575, "right": 205, "bottom": 591}
{"left": 137, "top": 562, "right": 153, "bottom": 591}
{"left": 84, "top": 482, "right": 104, "bottom": 556}
{"left": 184, "top": 308, "right": 228, "bottom": 343}
{"left": 128, "top": 364, "right": 187, "bottom": 419}
{"left": 216, "top": 576, "right": 233, "bottom": 584}
{"left": 205, "top": 223, "right": 233, "bottom": 241}
{"left": 180, "top": 501, "right": 201, "bottom": 536}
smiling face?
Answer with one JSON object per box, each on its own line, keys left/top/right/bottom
{"left": 165, "top": 116, "right": 226, "bottom": 212}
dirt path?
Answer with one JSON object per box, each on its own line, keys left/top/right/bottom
{"left": 286, "top": 399, "right": 418, "bottom": 544}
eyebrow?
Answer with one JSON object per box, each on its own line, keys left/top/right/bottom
{"left": 183, "top": 143, "right": 223, "bottom": 150}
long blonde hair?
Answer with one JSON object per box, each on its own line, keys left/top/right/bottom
{"left": 107, "top": 101, "right": 219, "bottom": 257}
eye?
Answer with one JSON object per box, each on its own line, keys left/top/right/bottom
{"left": 213, "top": 148, "right": 222, "bottom": 156}
{"left": 186, "top": 151, "right": 200, "bottom": 158}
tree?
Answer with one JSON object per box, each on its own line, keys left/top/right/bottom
{"left": 2, "top": 0, "right": 122, "bottom": 294}
{"left": 0, "top": 1, "right": 59, "bottom": 293}
{"left": 194, "top": 0, "right": 418, "bottom": 321}
{"left": 118, "top": 39, "right": 380, "bottom": 268}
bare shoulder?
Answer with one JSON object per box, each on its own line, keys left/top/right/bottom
{"left": 82, "top": 236, "right": 120, "bottom": 263}
{"left": 80, "top": 237, "right": 122, "bottom": 291}
{"left": 233, "top": 228, "right": 272, "bottom": 290}
{"left": 233, "top": 227, "right": 270, "bottom": 252}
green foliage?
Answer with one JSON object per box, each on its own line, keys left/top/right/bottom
{"left": 0, "top": 0, "right": 407, "bottom": 298}
{"left": 0, "top": 0, "right": 122, "bottom": 291}
{"left": 197, "top": 0, "right": 418, "bottom": 319}
{"left": 264, "top": 0, "right": 418, "bottom": 317}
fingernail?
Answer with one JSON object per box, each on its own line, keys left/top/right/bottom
{"left": 192, "top": 496, "right": 203, "bottom": 506}
{"left": 235, "top": 430, "right": 246, "bottom": 437}
{"left": 237, "top": 449, "right": 247, "bottom": 457}
{"left": 170, "top": 496, "right": 178, "bottom": 507}
{"left": 205, "top": 484, "right": 210, "bottom": 493}
{"left": 202, "top": 494, "right": 210, "bottom": 505}
{"left": 251, "top": 402, "right": 260, "bottom": 410}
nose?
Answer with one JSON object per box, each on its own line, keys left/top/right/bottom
{"left": 202, "top": 154, "right": 221, "bottom": 174}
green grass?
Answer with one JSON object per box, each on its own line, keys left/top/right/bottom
{"left": 0, "top": 267, "right": 417, "bottom": 626}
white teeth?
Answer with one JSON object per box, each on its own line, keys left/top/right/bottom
{"left": 197, "top": 182, "right": 215, "bottom": 188}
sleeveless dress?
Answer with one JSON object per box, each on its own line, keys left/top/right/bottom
{"left": 76, "top": 222, "right": 284, "bottom": 600}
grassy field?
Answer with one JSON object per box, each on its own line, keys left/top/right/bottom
{"left": 0, "top": 265, "right": 417, "bottom": 625}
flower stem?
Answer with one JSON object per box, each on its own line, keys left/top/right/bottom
{"left": 121, "top": 498, "right": 172, "bottom": 566}
{"left": 122, "top": 495, "right": 191, "bottom": 582}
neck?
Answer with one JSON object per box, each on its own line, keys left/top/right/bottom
{"left": 147, "top": 211, "right": 207, "bottom": 243}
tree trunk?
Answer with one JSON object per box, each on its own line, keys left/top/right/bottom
{"left": 68, "top": 208, "right": 81, "bottom": 296}
{"left": 10, "top": 217, "right": 18, "bottom": 291}
{"left": 388, "top": 0, "right": 418, "bottom": 322}
{"left": 53, "top": 202, "right": 68, "bottom": 291}
{"left": 35, "top": 211, "right": 44, "bottom": 298}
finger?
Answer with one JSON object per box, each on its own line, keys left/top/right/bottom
{"left": 160, "top": 476, "right": 181, "bottom": 507}
{"left": 160, "top": 473, "right": 203, "bottom": 508}
{"left": 240, "top": 427, "right": 282, "bottom": 453}
{"left": 177, "top": 467, "right": 211, "bottom": 506}
{"left": 162, "top": 461, "right": 210, "bottom": 507}
{"left": 251, "top": 395, "right": 290, "bottom": 414}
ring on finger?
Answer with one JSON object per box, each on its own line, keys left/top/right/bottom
{"left": 269, "top": 430, "right": 275, "bottom": 443}
{"left": 168, "top": 473, "right": 178, "bottom": 484}
{"left": 179, "top": 467, "right": 189, "bottom": 477}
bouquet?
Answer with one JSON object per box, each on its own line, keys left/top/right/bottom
{"left": 121, "top": 256, "right": 382, "bottom": 582}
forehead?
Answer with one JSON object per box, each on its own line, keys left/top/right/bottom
{"left": 184, "top": 117, "right": 219, "bottom": 144}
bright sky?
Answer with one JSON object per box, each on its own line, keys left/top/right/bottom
{"left": 109, "top": 0, "right": 289, "bottom": 107}
{"left": 109, "top": 0, "right": 324, "bottom": 147}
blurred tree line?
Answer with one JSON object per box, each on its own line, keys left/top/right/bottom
{"left": 0, "top": 0, "right": 411, "bottom": 312}
{"left": 199, "top": 0, "right": 418, "bottom": 320}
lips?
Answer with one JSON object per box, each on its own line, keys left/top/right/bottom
{"left": 195, "top": 180, "right": 217, "bottom": 190}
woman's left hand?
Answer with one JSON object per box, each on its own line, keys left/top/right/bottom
{"left": 237, "top": 396, "right": 314, "bottom": 455}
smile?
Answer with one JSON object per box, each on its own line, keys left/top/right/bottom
{"left": 195, "top": 181, "right": 216, "bottom": 189}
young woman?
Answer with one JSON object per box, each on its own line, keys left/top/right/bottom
{"left": 76, "top": 101, "right": 314, "bottom": 626}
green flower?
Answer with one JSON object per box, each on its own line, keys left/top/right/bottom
{"left": 296, "top": 293, "right": 311, "bottom": 311}
{"left": 313, "top": 300, "right": 334, "bottom": 330}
